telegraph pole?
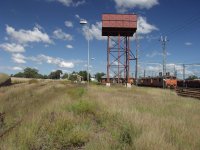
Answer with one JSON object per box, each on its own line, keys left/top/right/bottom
{"left": 135, "top": 33, "right": 139, "bottom": 86}
{"left": 174, "top": 64, "right": 177, "bottom": 77}
{"left": 160, "top": 36, "right": 168, "bottom": 89}
{"left": 182, "top": 64, "right": 186, "bottom": 87}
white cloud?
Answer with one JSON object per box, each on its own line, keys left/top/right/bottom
{"left": 82, "top": 22, "right": 106, "bottom": 41}
{"left": 0, "top": 43, "right": 25, "bottom": 53}
{"left": 56, "top": 0, "right": 72, "bottom": 6}
{"left": 53, "top": 29, "right": 73, "bottom": 41}
{"left": 35, "top": 54, "right": 74, "bottom": 68}
{"left": 113, "top": 0, "right": 159, "bottom": 13}
{"left": 146, "top": 50, "right": 171, "bottom": 57}
{"left": 185, "top": 42, "right": 192, "bottom": 46}
{"left": 6, "top": 25, "right": 52, "bottom": 44}
{"left": 49, "top": 0, "right": 85, "bottom": 7}
{"left": 75, "top": 14, "right": 80, "bottom": 19}
{"left": 73, "top": 0, "right": 85, "bottom": 7}
{"left": 65, "top": 21, "right": 73, "bottom": 27}
{"left": 138, "top": 62, "right": 200, "bottom": 79}
{"left": 66, "top": 44, "right": 73, "bottom": 49}
{"left": 137, "top": 16, "right": 158, "bottom": 35}
{"left": 0, "top": 66, "right": 23, "bottom": 71}
{"left": 12, "top": 53, "right": 26, "bottom": 64}
{"left": 12, "top": 66, "right": 23, "bottom": 71}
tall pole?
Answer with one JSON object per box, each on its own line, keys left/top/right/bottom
{"left": 107, "top": 36, "right": 110, "bottom": 83}
{"left": 135, "top": 33, "right": 139, "bottom": 86}
{"left": 160, "top": 36, "right": 168, "bottom": 89}
{"left": 128, "top": 36, "right": 130, "bottom": 84}
{"left": 118, "top": 34, "right": 120, "bottom": 83}
{"left": 87, "top": 38, "right": 90, "bottom": 86}
{"left": 183, "top": 64, "right": 185, "bottom": 87}
{"left": 80, "top": 19, "right": 89, "bottom": 86}
{"left": 183, "top": 64, "right": 185, "bottom": 80}
{"left": 125, "top": 36, "right": 128, "bottom": 86}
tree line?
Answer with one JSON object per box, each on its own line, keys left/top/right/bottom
{"left": 11, "top": 67, "right": 105, "bottom": 82}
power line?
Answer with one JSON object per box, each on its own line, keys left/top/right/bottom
{"left": 139, "top": 10, "right": 200, "bottom": 56}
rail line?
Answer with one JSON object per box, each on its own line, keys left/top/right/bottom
{"left": 176, "top": 88, "right": 200, "bottom": 99}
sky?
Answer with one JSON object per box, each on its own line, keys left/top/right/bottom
{"left": 0, "top": 0, "right": 200, "bottom": 78}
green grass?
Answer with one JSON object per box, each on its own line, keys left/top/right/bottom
{"left": 0, "top": 81, "right": 200, "bottom": 150}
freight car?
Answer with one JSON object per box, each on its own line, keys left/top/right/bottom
{"left": 177, "top": 80, "right": 200, "bottom": 88}
{"left": 138, "top": 76, "right": 177, "bottom": 88}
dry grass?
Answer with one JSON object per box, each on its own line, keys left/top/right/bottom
{"left": 0, "top": 82, "right": 200, "bottom": 150}
{"left": 0, "top": 73, "right": 10, "bottom": 85}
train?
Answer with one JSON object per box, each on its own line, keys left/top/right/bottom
{"left": 177, "top": 80, "right": 200, "bottom": 88}
{"left": 137, "top": 76, "right": 177, "bottom": 89}
{"left": 100, "top": 74, "right": 200, "bottom": 89}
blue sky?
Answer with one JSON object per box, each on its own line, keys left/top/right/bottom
{"left": 0, "top": 0, "right": 200, "bottom": 78}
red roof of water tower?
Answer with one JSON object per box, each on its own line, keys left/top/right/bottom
{"left": 102, "top": 14, "right": 137, "bottom": 36}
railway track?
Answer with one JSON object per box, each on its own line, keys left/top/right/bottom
{"left": 176, "top": 88, "right": 200, "bottom": 99}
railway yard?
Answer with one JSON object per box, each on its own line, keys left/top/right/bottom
{"left": 0, "top": 1, "right": 200, "bottom": 150}
{"left": 0, "top": 80, "right": 200, "bottom": 150}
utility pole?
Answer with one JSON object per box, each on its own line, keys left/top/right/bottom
{"left": 174, "top": 64, "right": 177, "bottom": 77}
{"left": 160, "top": 36, "right": 168, "bottom": 89}
{"left": 135, "top": 33, "right": 139, "bottom": 86}
{"left": 183, "top": 64, "right": 185, "bottom": 87}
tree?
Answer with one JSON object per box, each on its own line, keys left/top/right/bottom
{"left": 78, "top": 71, "right": 91, "bottom": 81}
{"left": 14, "top": 72, "right": 25, "bottom": 78}
{"left": 62, "top": 73, "right": 69, "bottom": 79}
{"left": 24, "top": 67, "right": 39, "bottom": 78}
{"left": 78, "top": 71, "right": 87, "bottom": 81}
{"left": 48, "top": 70, "right": 63, "bottom": 79}
{"left": 69, "top": 74, "right": 78, "bottom": 81}
{"left": 95, "top": 72, "right": 105, "bottom": 82}
{"left": 37, "top": 74, "right": 44, "bottom": 79}
{"left": 43, "top": 75, "right": 48, "bottom": 79}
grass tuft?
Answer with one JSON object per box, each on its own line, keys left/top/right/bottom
{"left": 67, "top": 100, "right": 98, "bottom": 116}
{"left": 66, "top": 87, "right": 85, "bottom": 100}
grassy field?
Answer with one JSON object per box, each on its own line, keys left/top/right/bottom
{"left": 0, "top": 80, "right": 200, "bottom": 150}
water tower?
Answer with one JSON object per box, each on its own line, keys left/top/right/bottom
{"left": 102, "top": 14, "right": 138, "bottom": 85}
